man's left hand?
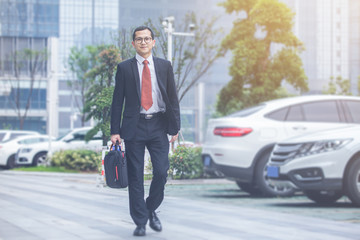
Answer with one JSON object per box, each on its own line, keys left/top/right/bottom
{"left": 169, "top": 133, "right": 179, "bottom": 143}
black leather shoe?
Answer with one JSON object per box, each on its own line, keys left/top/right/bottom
{"left": 133, "top": 225, "right": 146, "bottom": 236}
{"left": 149, "top": 211, "right": 162, "bottom": 232}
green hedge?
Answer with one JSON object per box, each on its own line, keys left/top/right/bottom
{"left": 50, "top": 146, "right": 204, "bottom": 179}
{"left": 168, "top": 146, "right": 203, "bottom": 179}
{"left": 51, "top": 150, "right": 101, "bottom": 172}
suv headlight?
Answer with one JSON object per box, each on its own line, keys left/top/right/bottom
{"left": 294, "top": 139, "right": 352, "bottom": 159}
{"left": 21, "top": 148, "right": 32, "bottom": 153}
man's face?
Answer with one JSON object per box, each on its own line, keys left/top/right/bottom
{"left": 132, "top": 29, "right": 155, "bottom": 59}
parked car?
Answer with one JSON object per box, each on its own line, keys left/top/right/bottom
{"left": 16, "top": 127, "right": 102, "bottom": 167}
{"left": 0, "top": 134, "right": 52, "bottom": 169}
{"left": 267, "top": 125, "right": 360, "bottom": 206}
{"left": 202, "top": 95, "right": 360, "bottom": 197}
{"left": 0, "top": 130, "right": 40, "bottom": 142}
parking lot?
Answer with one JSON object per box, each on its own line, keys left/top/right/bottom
{"left": 165, "top": 178, "right": 360, "bottom": 224}
{"left": 0, "top": 170, "right": 359, "bottom": 240}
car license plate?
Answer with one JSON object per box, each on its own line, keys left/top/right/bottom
{"left": 267, "top": 166, "right": 279, "bottom": 178}
{"left": 203, "top": 156, "right": 211, "bottom": 166}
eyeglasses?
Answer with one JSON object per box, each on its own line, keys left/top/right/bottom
{"left": 134, "top": 37, "right": 152, "bottom": 44}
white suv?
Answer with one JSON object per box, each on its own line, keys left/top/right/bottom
{"left": 202, "top": 95, "right": 360, "bottom": 197}
{"left": 16, "top": 127, "right": 102, "bottom": 166}
{"left": 0, "top": 134, "right": 51, "bottom": 169}
{"left": 267, "top": 125, "right": 360, "bottom": 206}
{"left": 0, "top": 130, "right": 39, "bottom": 142}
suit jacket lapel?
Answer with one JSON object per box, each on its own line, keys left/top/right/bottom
{"left": 130, "top": 57, "right": 141, "bottom": 101}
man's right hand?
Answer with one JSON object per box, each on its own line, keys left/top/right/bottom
{"left": 111, "top": 134, "right": 121, "bottom": 145}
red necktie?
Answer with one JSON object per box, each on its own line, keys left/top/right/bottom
{"left": 141, "top": 60, "right": 153, "bottom": 111}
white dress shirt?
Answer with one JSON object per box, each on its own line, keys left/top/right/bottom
{"left": 135, "top": 53, "right": 166, "bottom": 114}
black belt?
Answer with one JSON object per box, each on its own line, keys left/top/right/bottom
{"left": 140, "top": 112, "right": 164, "bottom": 120}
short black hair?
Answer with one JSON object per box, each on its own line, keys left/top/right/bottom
{"left": 132, "top": 26, "right": 154, "bottom": 41}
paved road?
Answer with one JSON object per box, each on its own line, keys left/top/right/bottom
{"left": 0, "top": 171, "right": 359, "bottom": 240}
{"left": 165, "top": 179, "right": 360, "bottom": 224}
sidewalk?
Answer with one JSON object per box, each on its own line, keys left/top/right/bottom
{"left": 1, "top": 170, "right": 359, "bottom": 239}
{"left": 5, "top": 170, "right": 232, "bottom": 185}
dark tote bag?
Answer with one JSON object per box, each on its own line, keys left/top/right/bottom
{"left": 104, "top": 141, "right": 128, "bottom": 188}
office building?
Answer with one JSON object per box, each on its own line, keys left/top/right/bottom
{"left": 284, "top": 0, "right": 359, "bottom": 94}
{"left": 0, "top": 0, "right": 59, "bottom": 133}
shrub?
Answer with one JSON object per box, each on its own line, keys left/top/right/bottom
{"left": 51, "top": 149, "right": 101, "bottom": 172}
{"left": 168, "top": 146, "right": 203, "bottom": 179}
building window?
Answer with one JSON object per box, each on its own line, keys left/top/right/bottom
{"left": 0, "top": 37, "right": 48, "bottom": 76}
{"left": 0, "top": 88, "right": 46, "bottom": 110}
{"left": 337, "top": 50, "right": 341, "bottom": 58}
{"left": 337, "top": 36, "right": 341, "bottom": 44}
{"left": 337, "top": 65, "right": 341, "bottom": 72}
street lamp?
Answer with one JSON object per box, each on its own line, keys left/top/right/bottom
{"left": 162, "top": 16, "right": 195, "bottom": 63}
{"left": 47, "top": 70, "right": 58, "bottom": 158}
{"left": 70, "top": 112, "right": 81, "bottom": 130}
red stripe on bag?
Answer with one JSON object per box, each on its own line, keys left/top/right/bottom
{"left": 116, "top": 166, "right": 119, "bottom": 180}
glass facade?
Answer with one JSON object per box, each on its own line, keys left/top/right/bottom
{"left": 0, "top": 37, "right": 48, "bottom": 76}
{"left": 0, "top": 0, "right": 59, "bottom": 37}
{"left": 0, "top": 88, "right": 46, "bottom": 109}
{"left": 0, "top": 0, "right": 59, "bottom": 133}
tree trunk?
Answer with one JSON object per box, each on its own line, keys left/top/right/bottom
{"left": 19, "top": 117, "right": 25, "bottom": 130}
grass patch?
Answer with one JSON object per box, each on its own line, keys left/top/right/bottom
{"left": 12, "top": 166, "right": 79, "bottom": 173}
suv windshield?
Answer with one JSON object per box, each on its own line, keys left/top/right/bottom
{"left": 0, "top": 133, "right": 5, "bottom": 142}
{"left": 228, "top": 104, "right": 265, "bottom": 118}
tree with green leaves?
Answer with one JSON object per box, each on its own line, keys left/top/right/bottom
{"left": 67, "top": 46, "right": 100, "bottom": 126}
{"left": 67, "top": 29, "right": 135, "bottom": 128}
{"left": 216, "top": 0, "right": 308, "bottom": 116}
{"left": 322, "top": 76, "right": 351, "bottom": 95}
{"left": 83, "top": 45, "right": 121, "bottom": 146}
{"left": 7, "top": 48, "right": 48, "bottom": 129}
{"left": 145, "top": 12, "right": 223, "bottom": 102}
{"left": 113, "top": 28, "right": 137, "bottom": 60}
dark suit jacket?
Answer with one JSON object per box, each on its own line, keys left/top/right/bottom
{"left": 110, "top": 56, "right": 181, "bottom": 140}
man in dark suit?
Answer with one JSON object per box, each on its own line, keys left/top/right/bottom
{"left": 110, "top": 26, "right": 180, "bottom": 236}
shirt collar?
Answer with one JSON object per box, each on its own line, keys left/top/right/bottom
{"left": 136, "top": 53, "right": 153, "bottom": 65}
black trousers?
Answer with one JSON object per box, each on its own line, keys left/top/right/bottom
{"left": 125, "top": 114, "right": 169, "bottom": 226}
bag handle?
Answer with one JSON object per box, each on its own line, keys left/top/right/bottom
{"left": 110, "top": 140, "right": 121, "bottom": 151}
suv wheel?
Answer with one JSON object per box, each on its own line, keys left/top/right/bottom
{"left": 255, "top": 151, "right": 296, "bottom": 197}
{"left": 344, "top": 156, "right": 360, "bottom": 207}
{"left": 6, "top": 154, "right": 16, "bottom": 169}
{"left": 32, "top": 152, "right": 48, "bottom": 166}
{"left": 305, "top": 190, "right": 343, "bottom": 204}
{"left": 236, "top": 182, "right": 262, "bottom": 196}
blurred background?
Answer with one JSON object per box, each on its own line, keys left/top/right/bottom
{"left": 0, "top": 0, "right": 359, "bottom": 143}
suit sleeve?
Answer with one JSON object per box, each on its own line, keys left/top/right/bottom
{"left": 166, "top": 61, "right": 181, "bottom": 133}
{"left": 110, "top": 64, "right": 125, "bottom": 135}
